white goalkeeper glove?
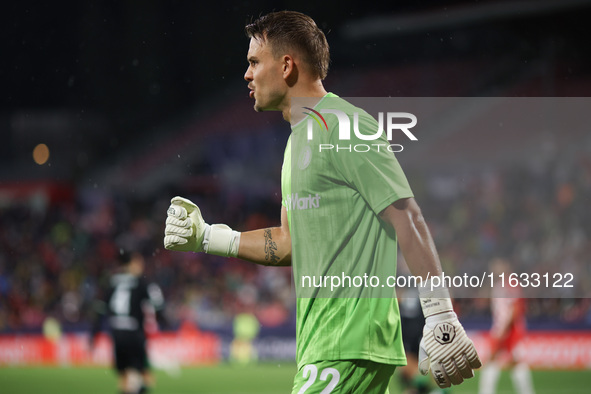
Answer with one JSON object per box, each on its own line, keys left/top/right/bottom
{"left": 164, "top": 196, "right": 241, "bottom": 257}
{"left": 417, "top": 280, "right": 482, "bottom": 388}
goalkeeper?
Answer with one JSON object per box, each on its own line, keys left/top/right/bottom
{"left": 165, "top": 10, "right": 480, "bottom": 393}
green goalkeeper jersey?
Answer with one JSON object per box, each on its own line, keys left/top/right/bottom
{"left": 282, "top": 93, "right": 414, "bottom": 367}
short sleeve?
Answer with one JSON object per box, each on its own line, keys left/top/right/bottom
{"left": 329, "top": 111, "right": 414, "bottom": 215}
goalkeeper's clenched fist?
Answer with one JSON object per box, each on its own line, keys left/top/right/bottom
{"left": 164, "top": 196, "right": 241, "bottom": 257}
{"left": 164, "top": 196, "right": 207, "bottom": 252}
{"left": 417, "top": 280, "right": 482, "bottom": 388}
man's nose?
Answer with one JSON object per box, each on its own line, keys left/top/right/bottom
{"left": 244, "top": 67, "right": 253, "bottom": 81}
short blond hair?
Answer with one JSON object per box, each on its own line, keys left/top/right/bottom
{"left": 245, "top": 11, "right": 330, "bottom": 80}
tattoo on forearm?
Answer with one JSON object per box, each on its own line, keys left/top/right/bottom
{"left": 264, "top": 229, "right": 280, "bottom": 265}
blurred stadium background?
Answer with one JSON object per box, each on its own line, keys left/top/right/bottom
{"left": 2, "top": 0, "right": 591, "bottom": 392}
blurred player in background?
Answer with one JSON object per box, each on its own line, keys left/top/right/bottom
{"left": 478, "top": 258, "right": 535, "bottom": 394}
{"left": 164, "top": 10, "right": 480, "bottom": 393}
{"left": 90, "top": 249, "right": 167, "bottom": 394}
{"left": 230, "top": 312, "right": 260, "bottom": 365}
{"left": 398, "top": 286, "right": 431, "bottom": 394}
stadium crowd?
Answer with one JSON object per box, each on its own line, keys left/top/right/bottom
{"left": 0, "top": 148, "right": 590, "bottom": 335}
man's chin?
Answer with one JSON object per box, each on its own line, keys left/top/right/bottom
{"left": 254, "top": 102, "right": 269, "bottom": 112}
{"left": 253, "top": 100, "right": 279, "bottom": 113}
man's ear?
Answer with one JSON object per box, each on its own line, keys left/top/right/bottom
{"left": 283, "top": 54, "right": 298, "bottom": 86}
{"left": 282, "top": 54, "right": 293, "bottom": 74}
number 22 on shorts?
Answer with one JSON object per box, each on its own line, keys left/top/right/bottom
{"left": 297, "top": 364, "right": 341, "bottom": 394}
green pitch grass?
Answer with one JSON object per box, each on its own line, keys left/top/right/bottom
{"left": 0, "top": 364, "right": 589, "bottom": 393}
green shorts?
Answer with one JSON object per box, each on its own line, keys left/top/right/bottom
{"left": 291, "top": 359, "right": 396, "bottom": 394}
